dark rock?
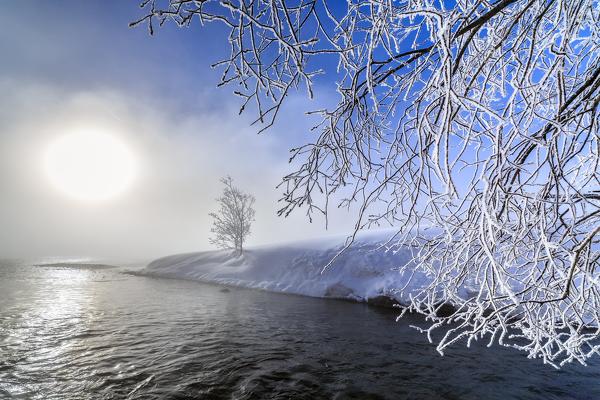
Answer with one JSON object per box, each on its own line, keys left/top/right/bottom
{"left": 324, "top": 283, "right": 355, "bottom": 298}
{"left": 435, "top": 302, "right": 458, "bottom": 317}
{"left": 366, "top": 295, "right": 399, "bottom": 308}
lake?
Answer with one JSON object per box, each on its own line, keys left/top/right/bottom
{"left": 1, "top": 260, "right": 599, "bottom": 399}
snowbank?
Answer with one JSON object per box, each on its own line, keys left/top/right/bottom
{"left": 139, "top": 231, "right": 432, "bottom": 305}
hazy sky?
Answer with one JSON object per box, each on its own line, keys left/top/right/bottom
{"left": 0, "top": 1, "right": 356, "bottom": 260}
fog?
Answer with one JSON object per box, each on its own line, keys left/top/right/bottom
{"left": 0, "top": 1, "right": 355, "bottom": 260}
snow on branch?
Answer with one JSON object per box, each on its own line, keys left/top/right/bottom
{"left": 133, "top": 0, "right": 600, "bottom": 367}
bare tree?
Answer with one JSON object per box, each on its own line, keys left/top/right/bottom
{"left": 133, "top": 1, "right": 600, "bottom": 367}
{"left": 209, "top": 176, "right": 255, "bottom": 254}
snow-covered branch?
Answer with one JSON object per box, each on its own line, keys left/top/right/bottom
{"left": 133, "top": 0, "right": 600, "bottom": 366}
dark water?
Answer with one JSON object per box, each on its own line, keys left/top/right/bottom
{"left": 1, "top": 261, "right": 599, "bottom": 400}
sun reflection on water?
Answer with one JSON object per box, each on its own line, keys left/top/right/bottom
{"left": 1, "top": 263, "right": 102, "bottom": 397}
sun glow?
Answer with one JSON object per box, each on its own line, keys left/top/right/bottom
{"left": 44, "top": 130, "right": 136, "bottom": 202}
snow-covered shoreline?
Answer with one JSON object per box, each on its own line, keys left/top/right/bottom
{"left": 136, "top": 232, "right": 431, "bottom": 306}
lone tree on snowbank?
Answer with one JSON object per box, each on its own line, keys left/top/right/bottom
{"left": 134, "top": 1, "right": 600, "bottom": 367}
{"left": 209, "top": 176, "right": 255, "bottom": 255}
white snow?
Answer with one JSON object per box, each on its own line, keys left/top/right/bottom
{"left": 138, "top": 230, "right": 432, "bottom": 305}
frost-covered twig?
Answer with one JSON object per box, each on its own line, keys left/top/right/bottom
{"left": 133, "top": 0, "right": 600, "bottom": 366}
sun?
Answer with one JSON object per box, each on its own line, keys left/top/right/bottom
{"left": 44, "top": 130, "right": 136, "bottom": 202}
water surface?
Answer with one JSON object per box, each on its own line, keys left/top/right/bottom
{"left": 1, "top": 260, "right": 599, "bottom": 399}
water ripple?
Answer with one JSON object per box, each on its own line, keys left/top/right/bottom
{"left": 1, "top": 261, "right": 600, "bottom": 399}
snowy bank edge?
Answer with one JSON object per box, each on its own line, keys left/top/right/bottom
{"left": 133, "top": 233, "right": 431, "bottom": 308}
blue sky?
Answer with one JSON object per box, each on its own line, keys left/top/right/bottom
{"left": 2, "top": 2, "right": 218, "bottom": 93}
{"left": 0, "top": 1, "right": 355, "bottom": 260}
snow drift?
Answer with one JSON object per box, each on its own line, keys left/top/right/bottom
{"left": 139, "top": 232, "right": 433, "bottom": 305}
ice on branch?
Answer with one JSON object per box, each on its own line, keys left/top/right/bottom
{"left": 133, "top": 0, "right": 600, "bottom": 367}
